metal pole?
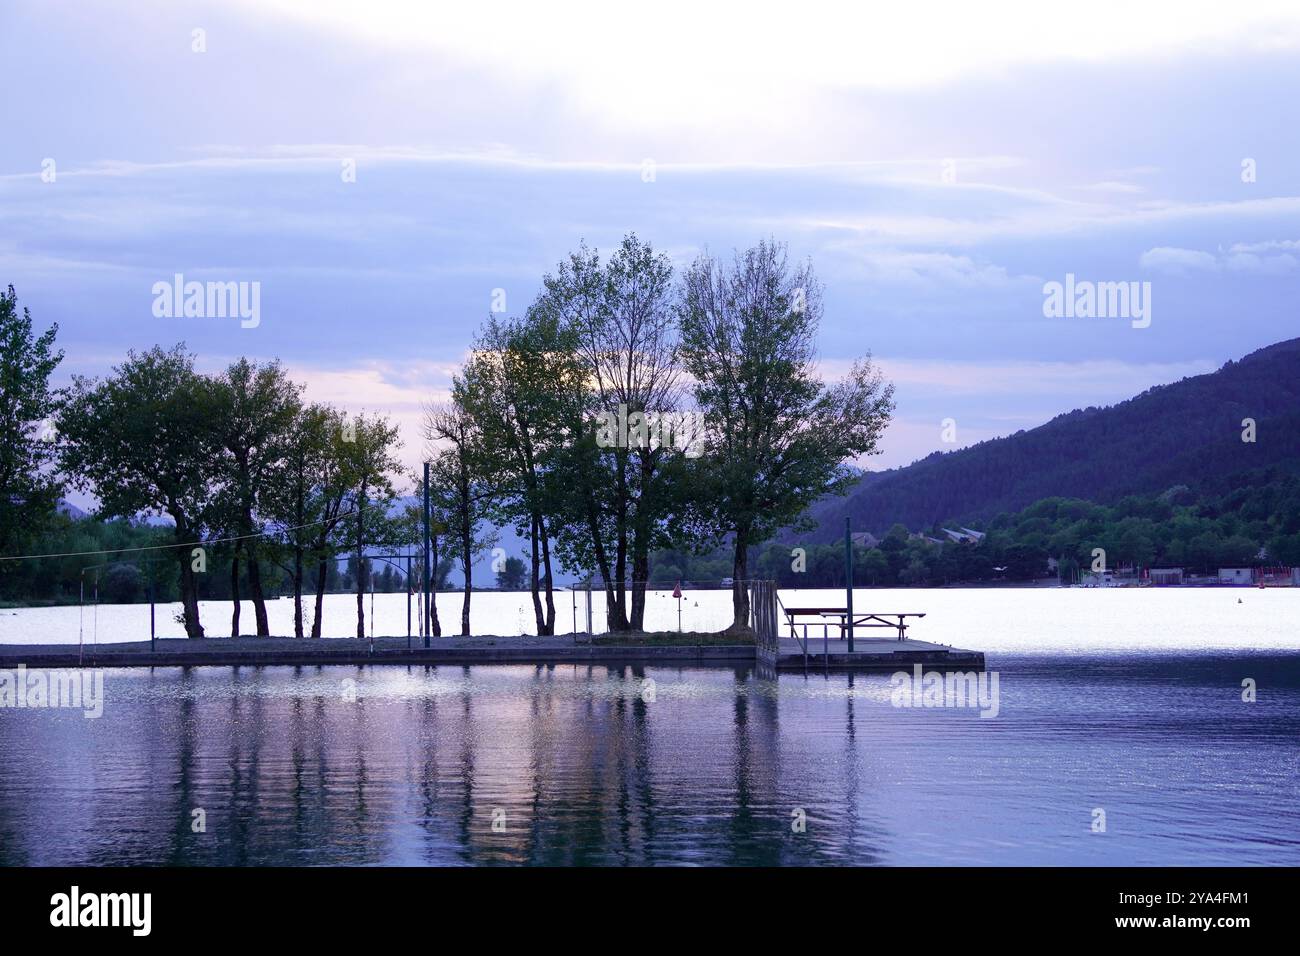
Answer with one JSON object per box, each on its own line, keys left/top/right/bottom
{"left": 845, "top": 516, "right": 855, "bottom": 653}
{"left": 423, "top": 461, "right": 432, "bottom": 648}
{"left": 406, "top": 552, "right": 412, "bottom": 650}
{"left": 150, "top": 566, "right": 156, "bottom": 653}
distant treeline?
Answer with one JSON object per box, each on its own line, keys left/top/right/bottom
{"left": 0, "top": 513, "right": 455, "bottom": 608}
{"left": 654, "top": 470, "right": 1300, "bottom": 588}
{"left": 0, "top": 235, "right": 895, "bottom": 636}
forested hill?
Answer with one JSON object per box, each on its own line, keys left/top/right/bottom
{"left": 807, "top": 337, "right": 1300, "bottom": 538}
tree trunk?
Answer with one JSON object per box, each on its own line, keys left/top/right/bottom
{"left": 245, "top": 538, "right": 270, "bottom": 636}
{"left": 583, "top": 500, "right": 625, "bottom": 633}
{"left": 292, "top": 544, "right": 304, "bottom": 638}
{"left": 539, "top": 515, "right": 556, "bottom": 635}
{"left": 292, "top": 480, "right": 306, "bottom": 639}
{"left": 178, "top": 551, "right": 204, "bottom": 638}
{"left": 614, "top": 462, "right": 628, "bottom": 629}
{"left": 427, "top": 533, "right": 442, "bottom": 638}
{"left": 629, "top": 453, "right": 655, "bottom": 631}
{"left": 527, "top": 515, "right": 543, "bottom": 634}
{"left": 460, "top": 520, "right": 472, "bottom": 637}
{"left": 354, "top": 493, "right": 366, "bottom": 639}
{"left": 311, "top": 556, "right": 328, "bottom": 638}
{"left": 230, "top": 550, "right": 241, "bottom": 637}
{"left": 630, "top": 543, "right": 650, "bottom": 631}
{"left": 730, "top": 526, "right": 751, "bottom": 632}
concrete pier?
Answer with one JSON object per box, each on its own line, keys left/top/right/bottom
{"left": 776, "top": 635, "right": 985, "bottom": 671}
{"left": 0, "top": 633, "right": 983, "bottom": 672}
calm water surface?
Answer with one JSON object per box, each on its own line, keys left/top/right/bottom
{"left": 2, "top": 649, "right": 1298, "bottom": 866}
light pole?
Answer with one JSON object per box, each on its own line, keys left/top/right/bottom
{"left": 845, "top": 516, "right": 854, "bottom": 652}
{"left": 423, "top": 460, "right": 432, "bottom": 648}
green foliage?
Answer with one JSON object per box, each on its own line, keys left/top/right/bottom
{"left": 56, "top": 345, "right": 217, "bottom": 635}
{"left": 678, "top": 239, "right": 894, "bottom": 625}
{"left": 0, "top": 285, "right": 64, "bottom": 557}
{"left": 710, "top": 473, "right": 1300, "bottom": 587}
{"left": 496, "top": 555, "right": 527, "bottom": 590}
{"left": 0, "top": 514, "right": 179, "bottom": 604}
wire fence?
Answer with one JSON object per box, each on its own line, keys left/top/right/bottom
{"left": 0, "top": 575, "right": 771, "bottom": 645}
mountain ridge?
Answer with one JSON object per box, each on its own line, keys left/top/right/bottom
{"left": 801, "top": 337, "right": 1300, "bottom": 540}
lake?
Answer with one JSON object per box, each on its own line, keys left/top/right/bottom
{"left": 1, "top": 588, "right": 1297, "bottom": 865}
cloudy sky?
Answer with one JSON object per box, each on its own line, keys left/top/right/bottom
{"left": 4, "top": 0, "right": 1299, "bottom": 480}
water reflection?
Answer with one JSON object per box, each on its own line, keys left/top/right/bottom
{"left": 1, "top": 655, "right": 1298, "bottom": 866}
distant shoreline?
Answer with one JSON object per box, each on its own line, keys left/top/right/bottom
{"left": 1, "top": 580, "right": 1288, "bottom": 612}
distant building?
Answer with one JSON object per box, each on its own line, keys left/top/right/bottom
{"left": 851, "top": 531, "right": 880, "bottom": 549}
{"left": 1218, "top": 567, "right": 1253, "bottom": 586}
{"left": 940, "top": 527, "right": 982, "bottom": 544}
{"left": 959, "top": 527, "right": 987, "bottom": 541}
{"left": 1149, "top": 567, "right": 1184, "bottom": 586}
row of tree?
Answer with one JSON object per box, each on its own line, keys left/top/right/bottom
{"left": 0, "top": 514, "right": 420, "bottom": 607}
{"left": 56, "top": 349, "right": 407, "bottom": 638}
{"left": 0, "top": 235, "right": 896, "bottom": 636}
{"left": 420, "top": 235, "right": 893, "bottom": 633}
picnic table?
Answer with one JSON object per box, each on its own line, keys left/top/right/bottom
{"left": 782, "top": 607, "right": 926, "bottom": 642}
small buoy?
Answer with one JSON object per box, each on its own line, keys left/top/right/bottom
{"left": 1238, "top": 598, "right": 1243, "bottom": 604}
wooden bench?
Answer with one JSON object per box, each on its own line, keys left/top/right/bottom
{"left": 782, "top": 607, "right": 926, "bottom": 642}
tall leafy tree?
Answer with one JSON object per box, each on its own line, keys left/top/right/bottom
{"left": 286, "top": 408, "right": 364, "bottom": 638}
{"left": 340, "top": 413, "right": 403, "bottom": 638}
{"left": 265, "top": 403, "right": 332, "bottom": 638}
{"left": 204, "top": 359, "right": 303, "bottom": 636}
{"left": 57, "top": 345, "right": 217, "bottom": 637}
{"left": 585, "top": 235, "right": 685, "bottom": 629}
{"left": 532, "top": 235, "right": 691, "bottom": 630}
{"left": 0, "top": 285, "right": 64, "bottom": 558}
{"left": 425, "top": 402, "right": 497, "bottom": 636}
{"left": 457, "top": 310, "right": 580, "bottom": 634}
{"left": 679, "top": 241, "right": 895, "bottom": 629}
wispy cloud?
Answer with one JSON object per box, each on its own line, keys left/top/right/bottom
{"left": 1141, "top": 240, "right": 1300, "bottom": 275}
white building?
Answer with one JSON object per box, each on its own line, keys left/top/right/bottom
{"left": 1218, "top": 567, "right": 1253, "bottom": 586}
{"left": 1149, "top": 567, "right": 1184, "bottom": 586}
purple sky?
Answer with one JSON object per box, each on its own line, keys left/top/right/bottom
{"left": 4, "top": 0, "right": 1299, "bottom": 485}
